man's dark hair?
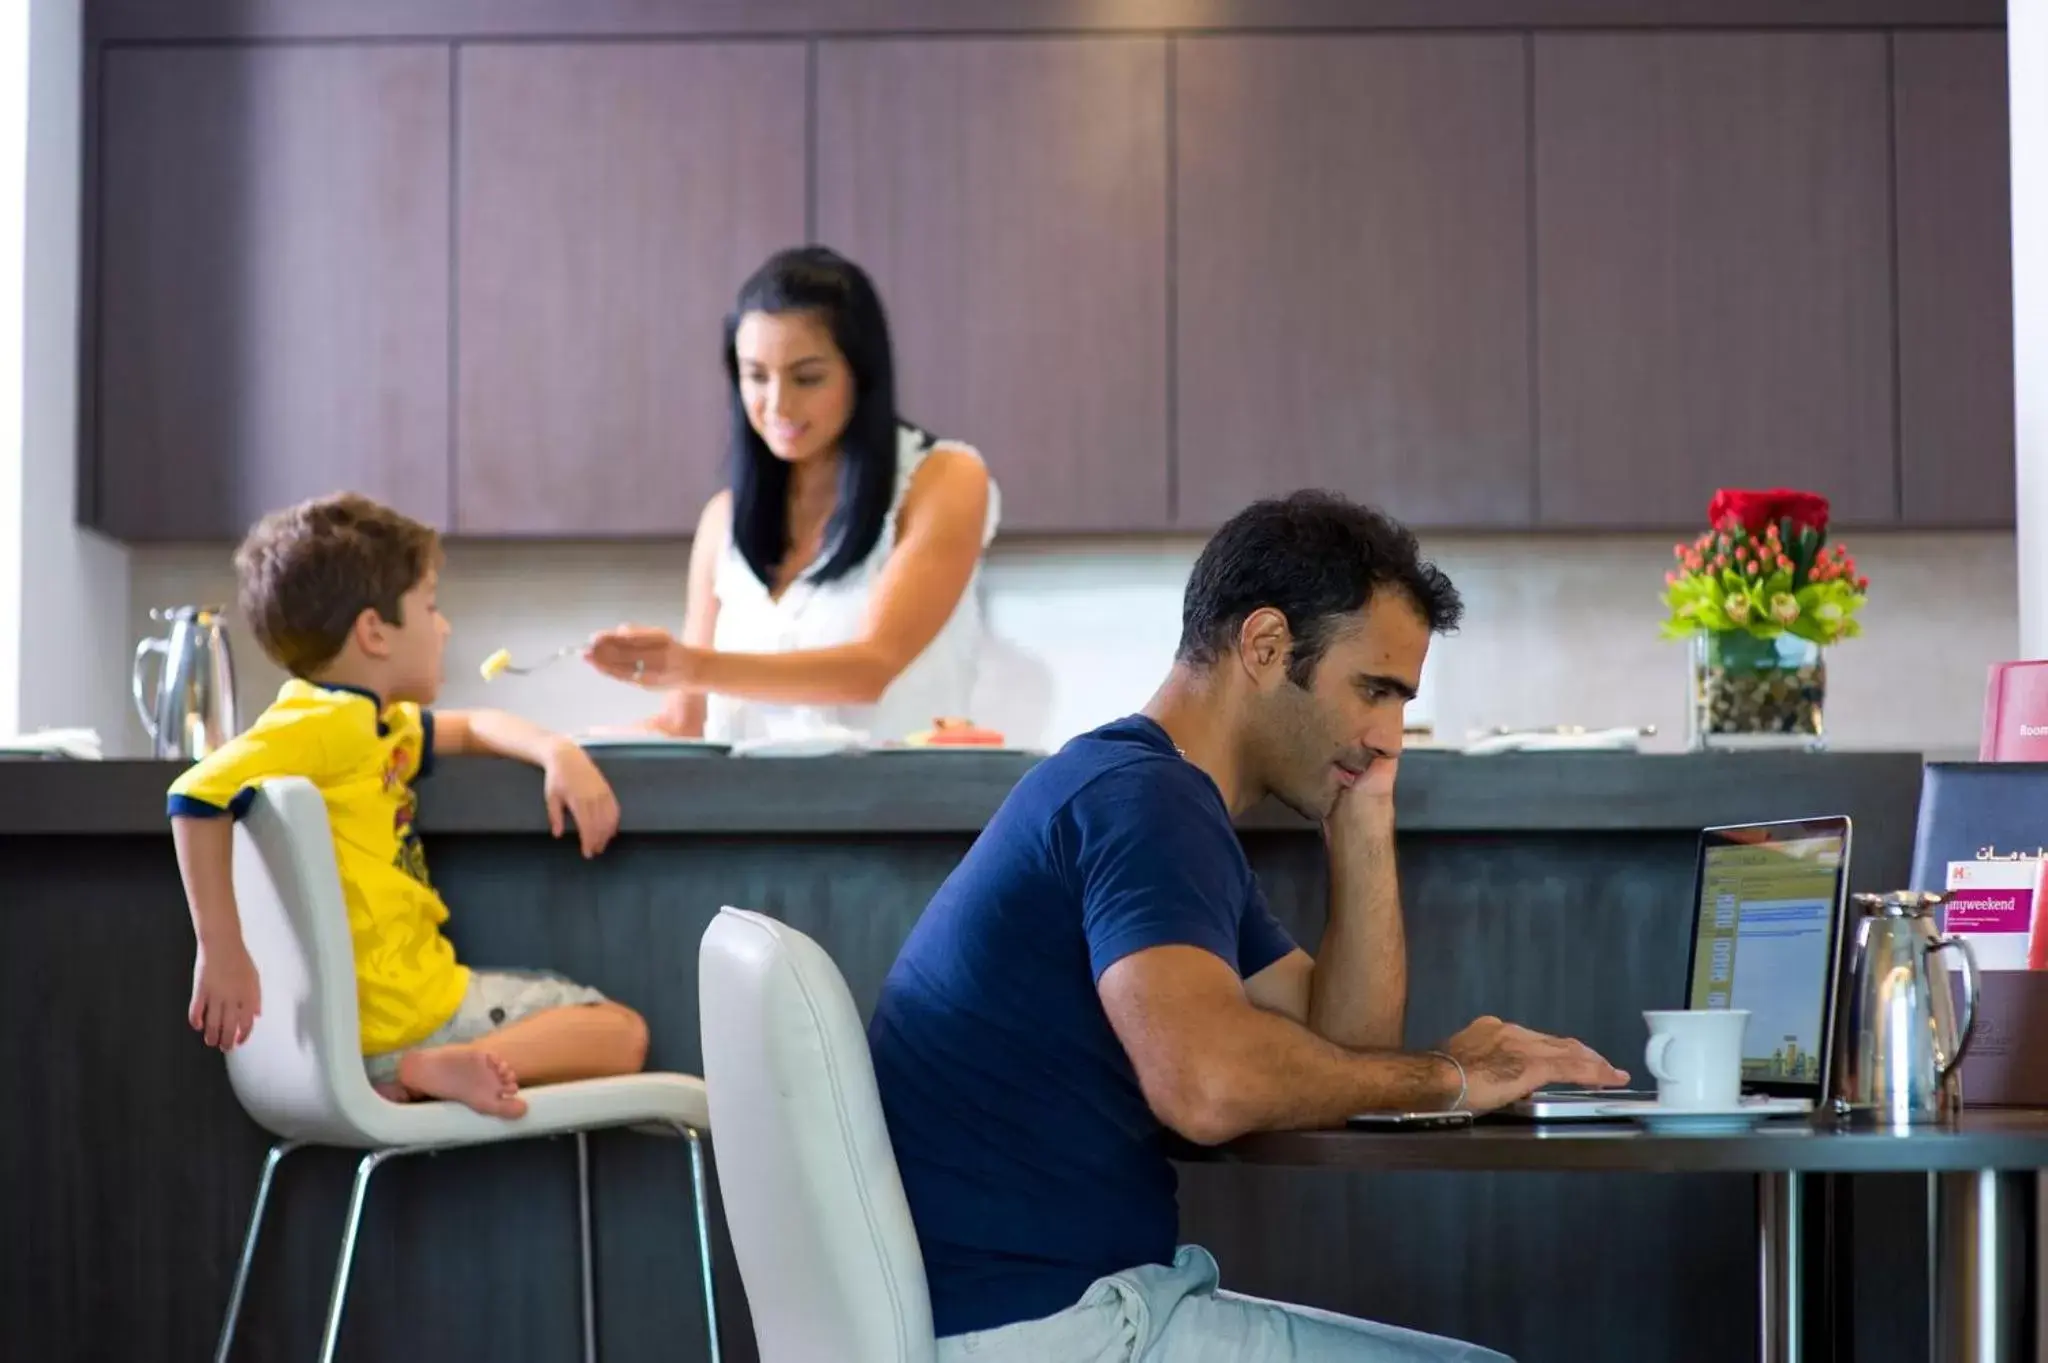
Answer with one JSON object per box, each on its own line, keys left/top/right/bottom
{"left": 1176, "top": 491, "right": 1463, "bottom": 687}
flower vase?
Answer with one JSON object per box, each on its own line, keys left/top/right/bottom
{"left": 1687, "top": 631, "right": 1826, "bottom": 750}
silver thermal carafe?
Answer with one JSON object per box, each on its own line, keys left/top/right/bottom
{"left": 132, "top": 606, "right": 240, "bottom": 761}
{"left": 1832, "top": 890, "right": 1979, "bottom": 1126}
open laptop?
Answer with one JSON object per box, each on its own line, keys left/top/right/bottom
{"left": 1510, "top": 815, "right": 1853, "bottom": 1122}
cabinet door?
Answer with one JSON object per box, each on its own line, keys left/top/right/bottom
{"left": 816, "top": 37, "right": 1170, "bottom": 532}
{"left": 1533, "top": 34, "right": 1894, "bottom": 528}
{"left": 1174, "top": 35, "right": 1533, "bottom": 530}
{"left": 1896, "top": 31, "right": 2013, "bottom": 527}
{"left": 454, "top": 43, "right": 806, "bottom": 536}
{"left": 96, "top": 47, "right": 451, "bottom": 540}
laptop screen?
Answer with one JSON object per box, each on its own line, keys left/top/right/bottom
{"left": 1685, "top": 818, "right": 1851, "bottom": 1089}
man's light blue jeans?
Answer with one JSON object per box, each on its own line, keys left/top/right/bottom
{"left": 935, "top": 1246, "right": 1513, "bottom": 1362}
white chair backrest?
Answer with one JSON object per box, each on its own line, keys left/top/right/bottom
{"left": 224, "top": 777, "right": 388, "bottom": 1145}
{"left": 698, "top": 908, "right": 935, "bottom": 1363}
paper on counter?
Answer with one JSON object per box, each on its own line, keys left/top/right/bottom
{"left": 1459, "top": 726, "right": 1646, "bottom": 755}
{"left": 0, "top": 728, "right": 104, "bottom": 760}
{"left": 726, "top": 726, "right": 870, "bottom": 758}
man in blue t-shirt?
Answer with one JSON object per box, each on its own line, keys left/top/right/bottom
{"left": 869, "top": 492, "right": 1628, "bottom": 1362}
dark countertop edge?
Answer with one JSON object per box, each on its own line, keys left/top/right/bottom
{"left": 0, "top": 750, "right": 1925, "bottom": 838}
{"left": 89, "top": 0, "right": 2002, "bottom": 42}
{"left": 1207, "top": 1113, "right": 2048, "bottom": 1172}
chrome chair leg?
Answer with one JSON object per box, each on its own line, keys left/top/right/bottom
{"left": 686, "top": 1127, "right": 721, "bottom": 1363}
{"left": 577, "top": 1132, "right": 598, "bottom": 1363}
{"left": 318, "top": 1147, "right": 405, "bottom": 1363}
{"left": 212, "top": 1140, "right": 303, "bottom": 1363}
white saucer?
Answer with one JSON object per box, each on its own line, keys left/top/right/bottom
{"left": 1593, "top": 1100, "right": 1800, "bottom": 1134}
{"left": 573, "top": 734, "right": 731, "bottom": 757}
{"left": 869, "top": 744, "right": 1043, "bottom": 757}
{"left": 727, "top": 730, "right": 869, "bottom": 758}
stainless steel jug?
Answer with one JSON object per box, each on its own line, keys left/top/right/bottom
{"left": 1833, "top": 890, "right": 1979, "bottom": 1125}
{"left": 132, "top": 606, "right": 239, "bottom": 761}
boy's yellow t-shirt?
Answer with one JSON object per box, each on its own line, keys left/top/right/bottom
{"left": 167, "top": 679, "right": 469, "bottom": 1054}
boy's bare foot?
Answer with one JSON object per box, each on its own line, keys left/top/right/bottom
{"left": 396, "top": 1045, "right": 528, "bottom": 1118}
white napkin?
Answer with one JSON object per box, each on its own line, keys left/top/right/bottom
{"left": 0, "top": 727, "right": 105, "bottom": 760}
{"left": 727, "top": 726, "right": 870, "bottom": 758}
{"left": 1459, "top": 727, "right": 1644, "bottom": 756}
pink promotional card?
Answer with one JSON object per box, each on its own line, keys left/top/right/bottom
{"left": 1945, "top": 858, "right": 2048, "bottom": 970}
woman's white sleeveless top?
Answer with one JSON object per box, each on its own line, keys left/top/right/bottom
{"left": 703, "top": 425, "right": 1001, "bottom": 744}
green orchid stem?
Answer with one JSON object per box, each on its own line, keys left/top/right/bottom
{"left": 1703, "top": 629, "right": 1810, "bottom": 673}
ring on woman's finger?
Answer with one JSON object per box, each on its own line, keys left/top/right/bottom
{"left": 633, "top": 659, "right": 646, "bottom": 680}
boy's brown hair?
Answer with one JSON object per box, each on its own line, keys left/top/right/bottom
{"left": 235, "top": 493, "right": 442, "bottom": 677}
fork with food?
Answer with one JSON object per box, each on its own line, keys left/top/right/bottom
{"left": 478, "top": 646, "right": 579, "bottom": 682}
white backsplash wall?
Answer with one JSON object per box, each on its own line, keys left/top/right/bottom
{"left": 123, "top": 531, "right": 2016, "bottom": 761}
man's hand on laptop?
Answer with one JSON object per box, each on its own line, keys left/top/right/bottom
{"left": 1443, "top": 1016, "right": 1630, "bottom": 1113}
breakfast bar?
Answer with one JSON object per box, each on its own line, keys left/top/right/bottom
{"left": 0, "top": 749, "right": 1935, "bottom": 1363}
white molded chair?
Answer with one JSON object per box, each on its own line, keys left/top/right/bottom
{"left": 216, "top": 777, "right": 721, "bottom": 1363}
{"left": 698, "top": 907, "right": 936, "bottom": 1363}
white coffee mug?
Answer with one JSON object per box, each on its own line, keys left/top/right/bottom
{"left": 1643, "top": 1009, "right": 1750, "bottom": 1110}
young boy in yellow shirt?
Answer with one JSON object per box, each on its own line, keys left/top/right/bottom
{"left": 169, "top": 492, "right": 644, "bottom": 1118}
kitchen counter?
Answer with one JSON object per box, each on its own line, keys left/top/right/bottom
{"left": 0, "top": 746, "right": 1926, "bottom": 837}
{"left": 0, "top": 750, "right": 1932, "bottom": 1363}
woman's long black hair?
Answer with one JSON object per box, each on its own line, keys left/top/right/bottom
{"left": 725, "top": 246, "right": 900, "bottom": 588}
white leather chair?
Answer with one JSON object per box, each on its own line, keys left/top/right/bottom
{"left": 697, "top": 907, "right": 936, "bottom": 1363}
{"left": 215, "top": 777, "right": 721, "bottom": 1363}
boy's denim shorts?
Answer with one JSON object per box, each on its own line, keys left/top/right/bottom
{"left": 363, "top": 968, "right": 607, "bottom": 1084}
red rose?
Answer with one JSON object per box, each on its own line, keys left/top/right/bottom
{"left": 1707, "top": 488, "right": 1832, "bottom": 536}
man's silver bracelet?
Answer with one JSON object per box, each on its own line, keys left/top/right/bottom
{"left": 1428, "top": 1049, "right": 1468, "bottom": 1112}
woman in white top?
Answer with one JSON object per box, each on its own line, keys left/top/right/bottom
{"left": 586, "top": 247, "right": 1001, "bottom": 742}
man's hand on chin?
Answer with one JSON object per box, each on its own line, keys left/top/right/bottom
{"left": 1357, "top": 753, "right": 1399, "bottom": 801}
{"left": 1325, "top": 757, "right": 1398, "bottom": 843}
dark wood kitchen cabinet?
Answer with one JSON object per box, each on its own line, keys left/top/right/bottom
{"left": 815, "top": 37, "right": 1171, "bottom": 531}
{"left": 1173, "top": 34, "right": 1535, "bottom": 530}
{"left": 94, "top": 46, "right": 452, "bottom": 540}
{"left": 1532, "top": 33, "right": 1896, "bottom": 528}
{"left": 1894, "top": 30, "right": 2015, "bottom": 527}
{"left": 453, "top": 42, "right": 807, "bottom": 536}
{"left": 82, "top": 19, "right": 2014, "bottom": 546}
